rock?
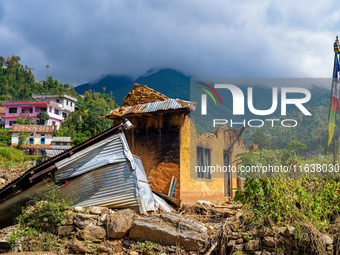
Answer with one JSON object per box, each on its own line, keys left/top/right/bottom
{"left": 71, "top": 239, "right": 93, "bottom": 253}
{"left": 97, "top": 245, "right": 112, "bottom": 252}
{"left": 61, "top": 210, "right": 75, "bottom": 225}
{"left": 89, "top": 206, "right": 106, "bottom": 215}
{"left": 258, "top": 227, "right": 273, "bottom": 237}
{"left": 74, "top": 213, "right": 98, "bottom": 228}
{"left": 278, "top": 236, "right": 295, "bottom": 251}
{"left": 321, "top": 234, "right": 333, "bottom": 246}
{"left": 129, "top": 252, "right": 139, "bottom": 255}
{"left": 229, "top": 232, "right": 240, "bottom": 240}
{"left": 261, "top": 251, "right": 271, "bottom": 255}
{"left": 58, "top": 225, "right": 74, "bottom": 236}
{"left": 123, "top": 239, "right": 134, "bottom": 247}
{"left": 100, "top": 213, "right": 107, "bottom": 222}
{"left": 242, "top": 232, "right": 253, "bottom": 241}
{"left": 232, "top": 251, "right": 247, "bottom": 255}
{"left": 236, "top": 238, "right": 243, "bottom": 244}
{"left": 327, "top": 244, "right": 333, "bottom": 251}
{"left": 107, "top": 209, "right": 135, "bottom": 238}
{"left": 263, "top": 236, "right": 276, "bottom": 247}
{"left": 254, "top": 251, "right": 262, "bottom": 255}
{"left": 74, "top": 206, "right": 84, "bottom": 212}
{"left": 245, "top": 240, "right": 260, "bottom": 251}
{"left": 78, "top": 225, "right": 106, "bottom": 241}
{"left": 284, "top": 226, "right": 295, "bottom": 237}
{"left": 234, "top": 244, "right": 244, "bottom": 251}
{"left": 227, "top": 240, "right": 236, "bottom": 249}
{"left": 129, "top": 213, "right": 208, "bottom": 251}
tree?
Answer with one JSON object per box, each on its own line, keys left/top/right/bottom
{"left": 250, "top": 130, "right": 271, "bottom": 149}
{"left": 16, "top": 116, "right": 35, "bottom": 125}
{"left": 37, "top": 111, "right": 50, "bottom": 125}
{"left": 287, "top": 141, "right": 307, "bottom": 158}
{"left": 18, "top": 132, "right": 29, "bottom": 146}
{"left": 0, "top": 129, "right": 11, "bottom": 145}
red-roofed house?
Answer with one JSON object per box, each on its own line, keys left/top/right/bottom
{"left": 11, "top": 125, "right": 54, "bottom": 148}
{"left": 2, "top": 100, "right": 64, "bottom": 129}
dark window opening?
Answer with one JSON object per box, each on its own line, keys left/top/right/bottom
{"left": 196, "top": 146, "right": 212, "bottom": 179}
{"left": 9, "top": 108, "right": 17, "bottom": 113}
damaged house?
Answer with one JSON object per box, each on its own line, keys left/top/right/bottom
{"left": 0, "top": 121, "right": 158, "bottom": 227}
{"left": 105, "top": 84, "right": 246, "bottom": 204}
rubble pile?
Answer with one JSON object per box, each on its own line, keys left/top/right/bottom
{"left": 0, "top": 165, "right": 31, "bottom": 189}
{"left": 205, "top": 213, "right": 334, "bottom": 255}
{"left": 2, "top": 206, "right": 208, "bottom": 254}
{"left": 1, "top": 202, "right": 337, "bottom": 254}
{"left": 122, "top": 83, "right": 169, "bottom": 106}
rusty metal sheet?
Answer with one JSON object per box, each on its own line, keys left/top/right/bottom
{"left": 107, "top": 98, "right": 196, "bottom": 118}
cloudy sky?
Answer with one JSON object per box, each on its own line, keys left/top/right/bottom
{"left": 0, "top": 0, "right": 338, "bottom": 86}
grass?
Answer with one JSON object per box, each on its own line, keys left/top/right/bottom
{"left": 0, "top": 145, "right": 38, "bottom": 168}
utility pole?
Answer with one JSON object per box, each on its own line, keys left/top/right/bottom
{"left": 46, "top": 64, "right": 49, "bottom": 90}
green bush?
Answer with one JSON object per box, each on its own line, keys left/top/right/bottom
{"left": 234, "top": 148, "right": 340, "bottom": 231}
{"left": 9, "top": 185, "right": 72, "bottom": 250}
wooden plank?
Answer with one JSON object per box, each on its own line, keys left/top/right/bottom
{"left": 168, "top": 176, "right": 174, "bottom": 196}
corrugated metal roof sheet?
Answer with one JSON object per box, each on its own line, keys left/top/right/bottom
{"left": 11, "top": 125, "right": 54, "bottom": 133}
{"left": 52, "top": 137, "right": 72, "bottom": 142}
{"left": 45, "top": 150, "right": 65, "bottom": 157}
{"left": 59, "top": 161, "right": 140, "bottom": 210}
{"left": 106, "top": 98, "right": 196, "bottom": 118}
{"left": 51, "top": 145, "right": 72, "bottom": 150}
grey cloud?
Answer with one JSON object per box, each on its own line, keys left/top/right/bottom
{"left": 0, "top": 0, "right": 337, "bottom": 86}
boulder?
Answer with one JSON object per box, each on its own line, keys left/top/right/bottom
{"left": 61, "top": 210, "right": 75, "bottom": 225}
{"left": 283, "top": 226, "right": 295, "bottom": 237}
{"left": 74, "top": 206, "right": 84, "bottom": 212}
{"left": 227, "top": 240, "right": 236, "bottom": 249}
{"left": 321, "top": 234, "right": 333, "bottom": 246}
{"left": 245, "top": 239, "right": 260, "bottom": 251}
{"left": 107, "top": 209, "right": 135, "bottom": 238}
{"left": 74, "top": 213, "right": 98, "bottom": 228}
{"left": 129, "top": 213, "right": 208, "bottom": 251}
{"left": 71, "top": 239, "right": 93, "bottom": 253}
{"left": 89, "top": 206, "right": 107, "bottom": 215}
{"left": 58, "top": 225, "right": 74, "bottom": 236}
{"left": 97, "top": 245, "right": 112, "bottom": 252}
{"left": 258, "top": 227, "right": 273, "bottom": 237}
{"left": 263, "top": 236, "right": 276, "bottom": 247}
{"left": 234, "top": 244, "right": 244, "bottom": 251}
{"left": 78, "top": 225, "right": 106, "bottom": 241}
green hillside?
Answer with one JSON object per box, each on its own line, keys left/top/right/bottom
{"left": 75, "top": 68, "right": 190, "bottom": 104}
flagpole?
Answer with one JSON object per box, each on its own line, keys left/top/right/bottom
{"left": 325, "top": 36, "right": 340, "bottom": 155}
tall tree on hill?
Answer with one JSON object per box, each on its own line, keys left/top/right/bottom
{"left": 251, "top": 130, "right": 271, "bottom": 149}
{"left": 37, "top": 111, "right": 49, "bottom": 125}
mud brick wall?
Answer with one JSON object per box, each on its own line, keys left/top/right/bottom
{"left": 122, "top": 84, "right": 169, "bottom": 106}
{"left": 122, "top": 113, "right": 185, "bottom": 198}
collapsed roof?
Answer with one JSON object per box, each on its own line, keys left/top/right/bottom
{"left": 0, "top": 122, "right": 158, "bottom": 227}
{"left": 105, "top": 83, "right": 196, "bottom": 120}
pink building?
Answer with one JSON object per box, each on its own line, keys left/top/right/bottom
{"left": 2, "top": 100, "right": 65, "bottom": 129}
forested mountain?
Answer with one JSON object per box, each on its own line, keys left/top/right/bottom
{"left": 75, "top": 68, "right": 190, "bottom": 104}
